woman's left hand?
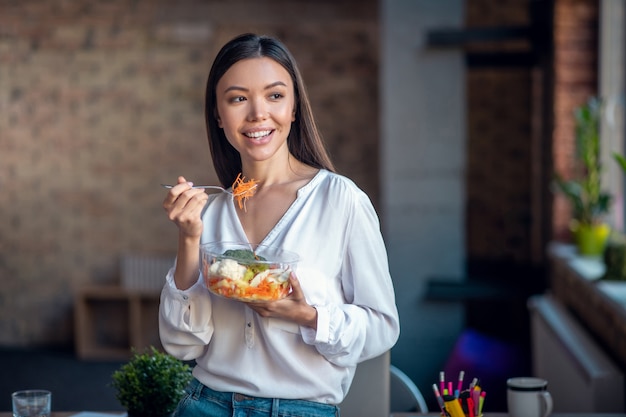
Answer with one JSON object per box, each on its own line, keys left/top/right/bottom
{"left": 246, "top": 274, "right": 318, "bottom": 330}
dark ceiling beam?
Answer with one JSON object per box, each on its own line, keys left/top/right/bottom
{"left": 426, "top": 26, "right": 532, "bottom": 48}
{"left": 466, "top": 52, "right": 536, "bottom": 68}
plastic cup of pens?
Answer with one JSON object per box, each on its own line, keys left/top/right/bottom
{"left": 433, "top": 371, "right": 486, "bottom": 417}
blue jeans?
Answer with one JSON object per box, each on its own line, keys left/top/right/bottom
{"left": 175, "top": 378, "right": 339, "bottom": 417}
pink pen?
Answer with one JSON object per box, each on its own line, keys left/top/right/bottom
{"left": 432, "top": 383, "right": 445, "bottom": 413}
{"left": 439, "top": 371, "right": 445, "bottom": 394}
{"left": 457, "top": 370, "right": 465, "bottom": 395}
{"left": 448, "top": 381, "right": 453, "bottom": 396}
{"left": 469, "top": 377, "right": 478, "bottom": 390}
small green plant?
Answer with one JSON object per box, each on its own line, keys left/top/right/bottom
{"left": 613, "top": 152, "right": 626, "bottom": 176}
{"left": 111, "top": 347, "right": 192, "bottom": 417}
{"left": 553, "top": 97, "right": 612, "bottom": 225}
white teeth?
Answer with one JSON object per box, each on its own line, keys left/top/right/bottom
{"left": 245, "top": 130, "right": 271, "bottom": 138}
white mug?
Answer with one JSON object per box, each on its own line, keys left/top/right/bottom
{"left": 507, "top": 377, "right": 553, "bottom": 417}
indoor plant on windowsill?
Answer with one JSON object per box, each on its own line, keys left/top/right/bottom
{"left": 111, "top": 347, "right": 192, "bottom": 417}
{"left": 553, "top": 97, "right": 612, "bottom": 256}
{"left": 604, "top": 152, "right": 626, "bottom": 280}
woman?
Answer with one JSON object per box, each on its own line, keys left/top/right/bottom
{"left": 159, "top": 33, "right": 400, "bottom": 417}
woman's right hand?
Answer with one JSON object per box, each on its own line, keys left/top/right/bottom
{"left": 162, "top": 176, "right": 209, "bottom": 239}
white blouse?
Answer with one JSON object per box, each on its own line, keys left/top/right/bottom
{"left": 159, "top": 169, "right": 400, "bottom": 404}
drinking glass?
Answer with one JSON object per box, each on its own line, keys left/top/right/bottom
{"left": 11, "top": 390, "right": 51, "bottom": 417}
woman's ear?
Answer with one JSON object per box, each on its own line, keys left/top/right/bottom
{"left": 291, "top": 108, "right": 296, "bottom": 122}
{"left": 215, "top": 110, "right": 222, "bottom": 128}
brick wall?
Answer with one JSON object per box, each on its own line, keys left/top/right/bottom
{"left": 0, "top": 0, "right": 379, "bottom": 346}
{"left": 0, "top": 0, "right": 602, "bottom": 347}
{"left": 465, "top": 0, "right": 535, "bottom": 262}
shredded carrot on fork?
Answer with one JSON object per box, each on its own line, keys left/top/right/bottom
{"left": 232, "top": 173, "right": 259, "bottom": 211}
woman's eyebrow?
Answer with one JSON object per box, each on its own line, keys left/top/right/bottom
{"left": 223, "top": 81, "right": 287, "bottom": 94}
{"left": 265, "top": 81, "right": 287, "bottom": 89}
{"left": 223, "top": 85, "right": 247, "bottom": 93}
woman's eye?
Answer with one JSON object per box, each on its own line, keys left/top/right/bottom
{"left": 269, "top": 93, "right": 283, "bottom": 100}
{"left": 230, "top": 96, "right": 246, "bottom": 103}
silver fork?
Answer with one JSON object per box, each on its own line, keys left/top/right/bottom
{"left": 160, "top": 183, "right": 256, "bottom": 197}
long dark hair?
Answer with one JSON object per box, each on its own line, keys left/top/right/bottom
{"left": 205, "top": 33, "right": 335, "bottom": 187}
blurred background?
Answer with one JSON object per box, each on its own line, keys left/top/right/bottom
{"left": 1, "top": 0, "right": 623, "bottom": 413}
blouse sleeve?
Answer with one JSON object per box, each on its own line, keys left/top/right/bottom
{"left": 158, "top": 267, "right": 215, "bottom": 361}
{"left": 301, "top": 188, "right": 400, "bottom": 367}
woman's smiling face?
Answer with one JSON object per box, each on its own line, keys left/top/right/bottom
{"left": 216, "top": 57, "right": 296, "bottom": 164}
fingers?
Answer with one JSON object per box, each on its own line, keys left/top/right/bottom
{"left": 162, "top": 178, "right": 209, "bottom": 237}
{"left": 162, "top": 178, "right": 201, "bottom": 212}
{"left": 247, "top": 276, "right": 316, "bottom": 328}
{"left": 164, "top": 188, "right": 206, "bottom": 218}
{"left": 248, "top": 275, "right": 303, "bottom": 315}
{"left": 287, "top": 273, "right": 304, "bottom": 300}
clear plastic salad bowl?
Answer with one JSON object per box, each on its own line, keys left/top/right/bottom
{"left": 200, "top": 242, "right": 299, "bottom": 302}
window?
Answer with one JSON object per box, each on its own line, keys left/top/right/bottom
{"left": 599, "top": 0, "right": 626, "bottom": 230}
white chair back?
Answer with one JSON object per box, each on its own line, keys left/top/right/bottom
{"left": 339, "top": 352, "right": 390, "bottom": 417}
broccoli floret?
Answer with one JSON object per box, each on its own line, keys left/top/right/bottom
{"left": 221, "top": 249, "right": 268, "bottom": 282}
{"left": 222, "top": 249, "right": 267, "bottom": 262}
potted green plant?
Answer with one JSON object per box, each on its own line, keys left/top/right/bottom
{"left": 111, "top": 347, "right": 192, "bottom": 417}
{"left": 613, "top": 151, "right": 626, "bottom": 181}
{"left": 603, "top": 151, "right": 626, "bottom": 280}
{"left": 553, "top": 96, "right": 612, "bottom": 256}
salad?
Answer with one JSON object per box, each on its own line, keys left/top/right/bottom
{"left": 202, "top": 248, "right": 294, "bottom": 301}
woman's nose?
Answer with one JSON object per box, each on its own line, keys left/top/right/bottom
{"left": 247, "top": 98, "right": 268, "bottom": 121}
